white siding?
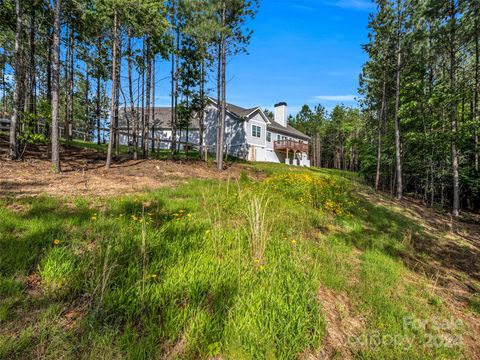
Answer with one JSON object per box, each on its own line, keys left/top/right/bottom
{"left": 246, "top": 113, "right": 267, "bottom": 147}
{"left": 266, "top": 130, "right": 274, "bottom": 150}
{"left": 203, "top": 104, "right": 247, "bottom": 157}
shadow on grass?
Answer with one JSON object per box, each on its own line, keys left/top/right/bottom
{"left": 330, "top": 197, "right": 420, "bottom": 260}
{"left": 1, "top": 192, "right": 243, "bottom": 358}
{"left": 308, "top": 166, "right": 361, "bottom": 181}
{"left": 333, "top": 192, "right": 480, "bottom": 297}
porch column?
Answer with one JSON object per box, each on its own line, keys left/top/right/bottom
{"left": 285, "top": 148, "right": 290, "bottom": 165}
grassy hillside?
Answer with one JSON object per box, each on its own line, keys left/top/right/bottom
{"left": 0, "top": 162, "right": 477, "bottom": 359}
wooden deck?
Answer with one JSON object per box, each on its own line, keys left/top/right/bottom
{"left": 274, "top": 139, "right": 309, "bottom": 153}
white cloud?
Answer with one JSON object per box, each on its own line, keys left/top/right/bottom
{"left": 313, "top": 95, "right": 357, "bottom": 101}
{"left": 290, "top": 4, "right": 318, "bottom": 11}
{"left": 322, "top": 0, "right": 373, "bottom": 10}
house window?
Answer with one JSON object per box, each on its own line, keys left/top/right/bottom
{"left": 252, "top": 124, "right": 261, "bottom": 138}
{"left": 277, "top": 134, "right": 281, "bottom": 141}
{"left": 267, "top": 132, "right": 271, "bottom": 142}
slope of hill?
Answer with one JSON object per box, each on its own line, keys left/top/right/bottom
{"left": 1, "top": 144, "right": 479, "bottom": 359}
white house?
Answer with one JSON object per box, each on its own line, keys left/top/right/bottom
{"left": 117, "top": 99, "right": 310, "bottom": 166}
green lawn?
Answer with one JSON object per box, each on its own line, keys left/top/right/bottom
{"left": 0, "top": 163, "right": 468, "bottom": 359}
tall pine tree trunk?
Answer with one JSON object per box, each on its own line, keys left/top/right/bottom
{"left": 449, "top": 0, "right": 460, "bottom": 216}
{"left": 375, "top": 68, "right": 387, "bottom": 191}
{"left": 114, "top": 41, "right": 121, "bottom": 156}
{"left": 45, "top": 27, "right": 52, "bottom": 135}
{"left": 170, "top": 0, "right": 177, "bottom": 156}
{"left": 96, "top": 76, "right": 101, "bottom": 144}
{"left": 136, "top": 70, "right": 141, "bottom": 156}
{"left": 128, "top": 34, "right": 137, "bottom": 160}
{"left": 141, "top": 40, "right": 145, "bottom": 154}
{"left": 66, "top": 24, "right": 74, "bottom": 143}
{"left": 199, "top": 58, "right": 205, "bottom": 156}
{"left": 217, "top": 3, "right": 226, "bottom": 171}
{"left": 85, "top": 62, "right": 89, "bottom": 138}
{"left": 1, "top": 49, "right": 6, "bottom": 118}
{"left": 474, "top": 12, "right": 479, "bottom": 172}
{"left": 151, "top": 56, "right": 155, "bottom": 153}
{"left": 51, "top": 0, "right": 61, "bottom": 172}
{"left": 318, "top": 134, "right": 322, "bottom": 167}
{"left": 144, "top": 37, "right": 151, "bottom": 158}
{"left": 96, "top": 40, "right": 101, "bottom": 144}
{"left": 105, "top": 10, "right": 119, "bottom": 169}
{"left": 9, "top": 0, "right": 22, "bottom": 160}
{"left": 29, "top": 6, "right": 36, "bottom": 118}
{"left": 216, "top": 41, "right": 221, "bottom": 158}
{"left": 393, "top": 0, "right": 403, "bottom": 200}
{"left": 174, "top": 29, "right": 180, "bottom": 155}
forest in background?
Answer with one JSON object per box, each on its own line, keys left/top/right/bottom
{"left": 291, "top": 0, "right": 480, "bottom": 215}
{"left": 1, "top": 0, "right": 258, "bottom": 171}
{"left": 360, "top": 0, "right": 480, "bottom": 214}
{"left": 1, "top": 0, "right": 479, "bottom": 215}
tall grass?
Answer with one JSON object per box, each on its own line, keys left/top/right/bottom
{"left": 0, "top": 164, "right": 466, "bottom": 359}
{"left": 243, "top": 191, "right": 272, "bottom": 264}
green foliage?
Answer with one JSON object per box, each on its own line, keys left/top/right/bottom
{"left": 18, "top": 113, "right": 48, "bottom": 146}
{"left": 0, "top": 164, "right": 466, "bottom": 359}
{"left": 360, "top": 0, "right": 480, "bottom": 211}
{"left": 289, "top": 103, "right": 365, "bottom": 170}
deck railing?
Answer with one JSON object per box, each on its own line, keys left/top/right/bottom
{"left": 274, "top": 139, "right": 309, "bottom": 153}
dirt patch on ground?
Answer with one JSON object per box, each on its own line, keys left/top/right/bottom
{"left": 25, "top": 273, "right": 43, "bottom": 298}
{"left": 61, "top": 297, "right": 90, "bottom": 331}
{"left": 314, "top": 286, "right": 365, "bottom": 359}
{"left": 0, "top": 140, "right": 263, "bottom": 198}
{"left": 161, "top": 334, "right": 187, "bottom": 360}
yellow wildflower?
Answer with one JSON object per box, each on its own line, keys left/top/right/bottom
{"left": 91, "top": 215, "right": 97, "bottom": 221}
{"left": 187, "top": 213, "right": 192, "bottom": 218}
{"left": 53, "top": 239, "right": 60, "bottom": 246}
{"left": 291, "top": 239, "right": 297, "bottom": 244}
{"left": 131, "top": 214, "right": 138, "bottom": 221}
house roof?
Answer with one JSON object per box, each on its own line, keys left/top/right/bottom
{"left": 266, "top": 120, "right": 310, "bottom": 141}
{"left": 224, "top": 102, "right": 259, "bottom": 118}
{"left": 211, "top": 98, "right": 310, "bottom": 140}
{"left": 117, "top": 107, "right": 200, "bottom": 130}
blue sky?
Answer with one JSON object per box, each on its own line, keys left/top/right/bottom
{"left": 152, "top": 0, "right": 373, "bottom": 116}
{"left": 225, "top": 0, "right": 373, "bottom": 114}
